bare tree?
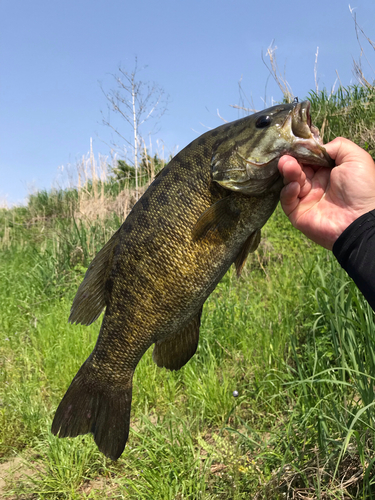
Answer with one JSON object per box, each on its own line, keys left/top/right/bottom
{"left": 100, "top": 57, "right": 169, "bottom": 199}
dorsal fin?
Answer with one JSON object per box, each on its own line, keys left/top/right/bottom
{"left": 152, "top": 308, "right": 202, "bottom": 371}
{"left": 69, "top": 229, "right": 120, "bottom": 325}
{"left": 234, "top": 229, "right": 261, "bottom": 277}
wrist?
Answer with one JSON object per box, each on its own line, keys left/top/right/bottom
{"left": 333, "top": 209, "right": 375, "bottom": 255}
{"left": 334, "top": 207, "right": 375, "bottom": 242}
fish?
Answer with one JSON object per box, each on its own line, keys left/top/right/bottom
{"left": 51, "top": 100, "right": 334, "bottom": 460}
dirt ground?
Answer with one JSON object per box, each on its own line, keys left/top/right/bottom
{"left": 0, "top": 456, "right": 117, "bottom": 498}
{"left": 0, "top": 457, "right": 29, "bottom": 498}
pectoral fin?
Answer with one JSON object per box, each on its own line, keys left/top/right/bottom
{"left": 69, "top": 229, "right": 120, "bottom": 325}
{"left": 152, "top": 308, "right": 203, "bottom": 370}
{"left": 234, "top": 229, "right": 261, "bottom": 277}
{"left": 192, "top": 197, "right": 240, "bottom": 241}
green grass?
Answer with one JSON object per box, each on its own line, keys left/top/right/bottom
{"left": 2, "top": 207, "right": 374, "bottom": 498}
{"left": 1, "top": 84, "right": 375, "bottom": 498}
{"left": 309, "top": 84, "right": 375, "bottom": 156}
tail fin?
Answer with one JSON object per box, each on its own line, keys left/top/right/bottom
{"left": 51, "top": 362, "right": 132, "bottom": 460}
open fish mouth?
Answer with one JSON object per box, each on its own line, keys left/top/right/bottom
{"left": 286, "top": 100, "right": 335, "bottom": 168}
{"left": 291, "top": 100, "right": 321, "bottom": 143}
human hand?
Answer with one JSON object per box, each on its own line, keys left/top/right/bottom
{"left": 278, "top": 137, "right": 375, "bottom": 250}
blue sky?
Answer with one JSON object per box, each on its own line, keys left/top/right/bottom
{"left": 1, "top": 0, "right": 375, "bottom": 205}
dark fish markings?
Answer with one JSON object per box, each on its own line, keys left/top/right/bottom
{"left": 141, "top": 197, "right": 150, "bottom": 211}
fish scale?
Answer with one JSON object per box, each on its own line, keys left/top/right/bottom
{"left": 52, "top": 100, "right": 334, "bottom": 460}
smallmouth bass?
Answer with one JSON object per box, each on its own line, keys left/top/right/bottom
{"left": 52, "top": 100, "right": 334, "bottom": 459}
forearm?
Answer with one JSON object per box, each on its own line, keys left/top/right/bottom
{"left": 333, "top": 210, "right": 375, "bottom": 311}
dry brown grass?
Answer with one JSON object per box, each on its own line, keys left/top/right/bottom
{"left": 73, "top": 140, "right": 149, "bottom": 223}
{"left": 75, "top": 184, "right": 147, "bottom": 223}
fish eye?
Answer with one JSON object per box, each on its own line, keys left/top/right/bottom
{"left": 255, "top": 115, "right": 272, "bottom": 128}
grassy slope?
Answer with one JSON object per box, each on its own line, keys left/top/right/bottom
{"left": 1, "top": 85, "right": 375, "bottom": 498}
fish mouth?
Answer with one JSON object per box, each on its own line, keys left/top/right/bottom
{"left": 291, "top": 101, "right": 313, "bottom": 139}
{"left": 287, "top": 100, "right": 335, "bottom": 168}
{"left": 291, "top": 101, "right": 319, "bottom": 142}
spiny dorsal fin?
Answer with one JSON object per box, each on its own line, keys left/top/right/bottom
{"left": 192, "top": 197, "right": 240, "bottom": 241}
{"left": 69, "top": 229, "right": 120, "bottom": 325}
{"left": 234, "top": 229, "right": 261, "bottom": 277}
{"left": 152, "top": 308, "right": 203, "bottom": 371}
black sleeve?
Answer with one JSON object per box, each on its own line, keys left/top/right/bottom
{"left": 332, "top": 209, "right": 375, "bottom": 311}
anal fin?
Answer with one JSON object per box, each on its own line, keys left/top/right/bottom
{"left": 234, "top": 229, "right": 261, "bottom": 277}
{"left": 152, "top": 308, "right": 203, "bottom": 370}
